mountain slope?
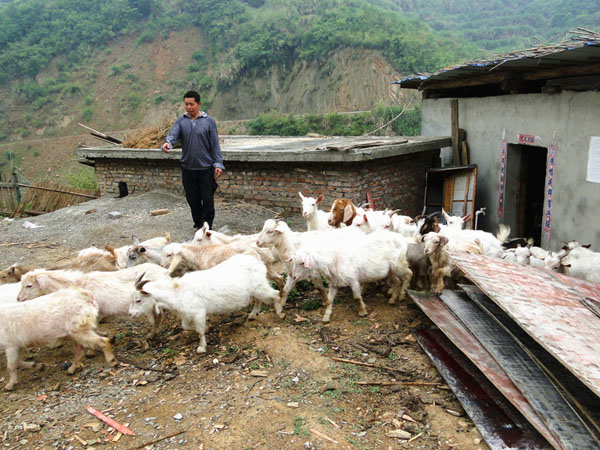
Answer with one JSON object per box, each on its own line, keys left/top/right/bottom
{"left": 387, "top": 0, "right": 600, "bottom": 51}
{"left": 0, "top": 0, "right": 477, "bottom": 142}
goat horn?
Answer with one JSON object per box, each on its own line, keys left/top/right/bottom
{"left": 426, "top": 211, "right": 440, "bottom": 220}
{"left": 135, "top": 272, "right": 149, "bottom": 290}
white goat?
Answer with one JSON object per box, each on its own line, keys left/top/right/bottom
{"left": 441, "top": 209, "right": 467, "bottom": 229}
{"left": 192, "top": 222, "right": 260, "bottom": 246}
{"left": 389, "top": 212, "right": 418, "bottom": 237}
{"left": 18, "top": 263, "right": 168, "bottom": 338}
{"left": 560, "top": 242, "right": 600, "bottom": 283}
{"left": 256, "top": 219, "right": 329, "bottom": 316}
{"left": 0, "top": 288, "right": 117, "bottom": 390}
{"left": 351, "top": 210, "right": 392, "bottom": 233}
{"left": 438, "top": 225, "right": 509, "bottom": 258}
{"left": 299, "top": 192, "right": 330, "bottom": 231}
{"left": 116, "top": 233, "right": 171, "bottom": 268}
{"left": 290, "top": 230, "right": 413, "bottom": 322}
{"left": 129, "top": 254, "right": 280, "bottom": 353}
{"left": 167, "top": 242, "right": 246, "bottom": 277}
{"left": 0, "top": 283, "right": 20, "bottom": 305}
{"left": 544, "top": 249, "right": 568, "bottom": 272}
{"left": 160, "top": 242, "right": 187, "bottom": 268}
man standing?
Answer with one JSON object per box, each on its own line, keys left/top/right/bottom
{"left": 162, "top": 90, "right": 224, "bottom": 229}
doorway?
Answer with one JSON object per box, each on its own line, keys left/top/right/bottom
{"left": 504, "top": 144, "right": 548, "bottom": 246}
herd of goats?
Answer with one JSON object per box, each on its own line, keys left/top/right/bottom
{"left": 0, "top": 192, "right": 598, "bottom": 390}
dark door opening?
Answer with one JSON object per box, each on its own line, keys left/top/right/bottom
{"left": 505, "top": 144, "right": 547, "bottom": 246}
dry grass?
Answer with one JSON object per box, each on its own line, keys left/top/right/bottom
{"left": 121, "top": 120, "right": 173, "bottom": 148}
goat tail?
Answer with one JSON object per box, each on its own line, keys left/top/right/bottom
{"left": 496, "top": 224, "right": 511, "bottom": 243}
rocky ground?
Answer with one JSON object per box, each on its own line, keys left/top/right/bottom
{"left": 0, "top": 191, "right": 486, "bottom": 450}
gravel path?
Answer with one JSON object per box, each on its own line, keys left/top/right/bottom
{"left": 0, "top": 190, "right": 304, "bottom": 267}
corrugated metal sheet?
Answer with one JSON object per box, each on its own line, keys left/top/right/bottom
{"left": 393, "top": 37, "right": 600, "bottom": 90}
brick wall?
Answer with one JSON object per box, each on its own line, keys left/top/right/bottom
{"left": 94, "top": 149, "right": 439, "bottom": 216}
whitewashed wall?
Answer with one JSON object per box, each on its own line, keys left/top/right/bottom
{"left": 421, "top": 90, "right": 600, "bottom": 250}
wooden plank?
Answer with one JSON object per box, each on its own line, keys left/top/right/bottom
{"left": 461, "top": 140, "right": 469, "bottom": 165}
{"left": 461, "top": 284, "right": 600, "bottom": 444}
{"left": 414, "top": 328, "right": 553, "bottom": 450}
{"left": 450, "top": 99, "right": 459, "bottom": 165}
{"left": 450, "top": 251, "right": 600, "bottom": 397}
{"left": 408, "top": 290, "right": 562, "bottom": 450}
{"left": 439, "top": 290, "right": 599, "bottom": 450}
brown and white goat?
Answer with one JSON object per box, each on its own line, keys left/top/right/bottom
{"left": 0, "top": 264, "right": 34, "bottom": 284}
{"left": 328, "top": 198, "right": 361, "bottom": 227}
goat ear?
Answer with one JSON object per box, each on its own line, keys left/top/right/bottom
{"left": 132, "top": 235, "right": 140, "bottom": 245}
{"left": 7, "top": 266, "right": 15, "bottom": 276}
{"left": 36, "top": 274, "right": 51, "bottom": 290}
{"left": 298, "top": 192, "right": 305, "bottom": 199}
{"left": 205, "top": 230, "right": 212, "bottom": 238}
{"left": 105, "top": 245, "right": 116, "bottom": 256}
{"left": 303, "top": 254, "right": 314, "bottom": 269}
{"left": 201, "top": 222, "right": 209, "bottom": 232}
{"left": 439, "top": 235, "right": 449, "bottom": 247}
{"left": 342, "top": 204, "right": 354, "bottom": 223}
{"left": 316, "top": 194, "right": 323, "bottom": 203}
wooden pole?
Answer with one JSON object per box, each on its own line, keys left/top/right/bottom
{"left": 451, "top": 99, "right": 459, "bottom": 165}
{"left": 12, "top": 166, "right": 21, "bottom": 204}
{"left": 16, "top": 184, "right": 98, "bottom": 198}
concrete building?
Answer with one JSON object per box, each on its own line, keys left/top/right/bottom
{"left": 395, "top": 31, "right": 600, "bottom": 249}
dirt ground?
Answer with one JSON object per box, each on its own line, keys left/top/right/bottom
{"left": 0, "top": 191, "right": 487, "bottom": 450}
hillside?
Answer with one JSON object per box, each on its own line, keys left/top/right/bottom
{"left": 389, "top": 0, "right": 600, "bottom": 51}
{"left": 0, "top": 0, "right": 475, "bottom": 133}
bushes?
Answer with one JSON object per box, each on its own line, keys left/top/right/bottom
{"left": 65, "top": 167, "right": 98, "bottom": 191}
{"left": 81, "top": 108, "right": 93, "bottom": 122}
{"left": 246, "top": 106, "right": 421, "bottom": 137}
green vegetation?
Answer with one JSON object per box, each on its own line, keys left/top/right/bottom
{"left": 81, "top": 108, "right": 93, "bottom": 122}
{"left": 247, "top": 106, "right": 421, "bottom": 136}
{"left": 293, "top": 416, "right": 308, "bottom": 437}
{"left": 0, "top": 0, "right": 477, "bottom": 87}
{"left": 391, "top": 0, "right": 600, "bottom": 51}
{"left": 300, "top": 297, "right": 323, "bottom": 311}
{"left": 65, "top": 167, "right": 98, "bottom": 191}
{"left": 0, "top": 0, "right": 150, "bottom": 82}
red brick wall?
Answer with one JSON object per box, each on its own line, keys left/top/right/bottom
{"left": 94, "top": 150, "right": 439, "bottom": 216}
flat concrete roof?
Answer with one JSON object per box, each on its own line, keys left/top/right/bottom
{"left": 76, "top": 135, "right": 451, "bottom": 163}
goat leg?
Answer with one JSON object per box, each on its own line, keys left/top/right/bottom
{"left": 322, "top": 286, "right": 338, "bottom": 322}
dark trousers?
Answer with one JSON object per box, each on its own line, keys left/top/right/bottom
{"left": 181, "top": 168, "right": 217, "bottom": 229}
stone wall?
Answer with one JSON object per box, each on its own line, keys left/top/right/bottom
{"left": 94, "top": 150, "right": 440, "bottom": 216}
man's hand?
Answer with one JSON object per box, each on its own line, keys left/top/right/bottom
{"left": 161, "top": 142, "right": 171, "bottom": 153}
{"left": 214, "top": 167, "right": 223, "bottom": 179}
